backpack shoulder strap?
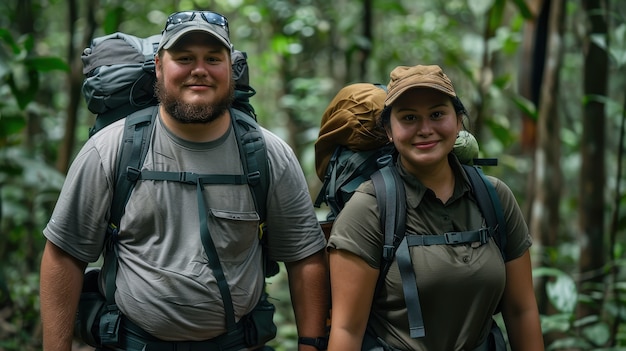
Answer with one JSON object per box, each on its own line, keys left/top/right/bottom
{"left": 371, "top": 162, "right": 425, "bottom": 338}
{"left": 108, "top": 105, "right": 159, "bottom": 231}
{"left": 229, "top": 108, "right": 269, "bottom": 223}
{"left": 99, "top": 104, "right": 158, "bottom": 345}
{"left": 370, "top": 159, "right": 406, "bottom": 294}
{"left": 229, "top": 108, "right": 276, "bottom": 278}
{"left": 462, "top": 164, "right": 507, "bottom": 261}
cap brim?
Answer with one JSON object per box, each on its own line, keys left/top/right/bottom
{"left": 158, "top": 24, "right": 230, "bottom": 52}
{"left": 385, "top": 84, "right": 456, "bottom": 106}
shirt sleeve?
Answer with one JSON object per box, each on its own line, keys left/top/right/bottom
{"left": 43, "top": 123, "right": 123, "bottom": 262}
{"left": 262, "top": 130, "right": 327, "bottom": 262}
{"left": 488, "top": 176, "right": 532, "bottom": 261}
{"left": 326, "top": 181, "right": 383, "bottom": 269}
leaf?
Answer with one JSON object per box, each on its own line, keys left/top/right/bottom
{"left": 546, "top": 274, "right": 578, "bottom": 313}
{"left": 0, "top": 114, "right": 27, "bottom": 138}
{"left": 6, "top": 68, "right": 39, "bottom": 110}
{"left": 510, "top": 95, "right": 537, "bottom": 120}
{"left": 581, "top": 322, "right": 610, "bottom": 345}
{"left": 467, "top": 0, "right": 495, "bottom": 17}
{"left": 540, "top": 312, "right": 572, "bottom": 333}
{"left": 104, "top": 6, "right": 124, "bottom": 34}
{"left": 0, "top": 28, "right": 19, "bottom": 54}
{"left": 24, "top": 56, "right": 69, "bottom": 72}
{"left": 510, "top": 0, "right": 534, "bottom": 19}
{"left": 609, "top": 24, "right": 626, "bottom": 67}
{"left": 489, "top": 0, "right": 506, "bottom": 32}
{"left": 533, "top": 267, "right": 579, "bottom": 314}
{"left": 22, "top": 34, "right": 34, "bottom": 52}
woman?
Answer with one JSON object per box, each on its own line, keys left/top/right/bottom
{"left": 326, "top": 64, "right": 543, "bottom": 350}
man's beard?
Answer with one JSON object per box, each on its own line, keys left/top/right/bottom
{"left": 154, "top": 78, "right": 235, "bottom": 124}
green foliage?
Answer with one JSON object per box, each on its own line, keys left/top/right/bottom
{"left": 0, "top": 27, "right": 66, "bottom": 350}
{"left": 534, "top": 266, "right": 626, "bottom": 349}
{"left": 0, "top": 0, "right": 624, "bottom": 349}
{"left": 0, "top": 29, "right": 68, "bottom": 110}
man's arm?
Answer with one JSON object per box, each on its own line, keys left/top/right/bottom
{"left": 285, "top": 249, "right": 330, "bottom": 351}
{"left": 40, "top": 240, "right": 87, "bottom": 351}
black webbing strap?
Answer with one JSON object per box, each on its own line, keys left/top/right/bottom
{"left": 99, "top": 106, "right": 158, "bottom": 346}
{"left": 313, "top": 146, "right": 339, "bottom": 209}
{"left": 462, "top": 165, "right": 507, "bottom": 261}
{"left": 371, "top": 162, "right": 406, "bottom": 296}
{"left": 134, "top": 170, "right": 244, "bottom": 331}
{"left": 138, "top": 171, "right": 247, "bottom": 185}
{"left": 371, "top": 162, "right": 423, "bottom": 339}
{"left": 366, "top": 162, "right": 507, "bottom": 342}
{"left": 321, "top": 146, "right": 342, "bottom": 216}
{"left": 99, "top": 237, "right": 122, "bottom": 345}
{"left": 97, "top": 106, "right": 270, "bottom": 342}
{"left": 138, "top": 156, "right": 273, "bottom": 332}
{"left": 196, "top": 179, "right": 237, "bottom": 331}
{"left": 396, "top": 238, "right": 425, "bottom": 338}
{"left": 397, "top": 228, "right": 491, "bottom": 340}
{"left": 109, "top": 106, "right": 158, "bottom": 230}
{"left": 230, "top": 108, "right": 268, "bottom": 224}
{"left": 405, "top": 228, "right": 490, "bottom": 247}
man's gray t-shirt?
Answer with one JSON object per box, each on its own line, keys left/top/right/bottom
{"left": 44, "top": 111, "right": 326, "bottom": 340}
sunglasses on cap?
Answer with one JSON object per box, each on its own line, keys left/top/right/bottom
{"left": 164, "top": 11, "right": 229, "bottom": 34}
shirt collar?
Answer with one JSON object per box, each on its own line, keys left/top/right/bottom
{"left": 395, "top": 153, "right": 472, "bottom": 208}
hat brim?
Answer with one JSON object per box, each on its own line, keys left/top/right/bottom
{"left": 385, "top": 84, "right": 456, "bottom": 106}
{"left": 158, "top": 25, "right": 230, "bottom": 52}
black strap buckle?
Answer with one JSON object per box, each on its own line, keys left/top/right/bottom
{"left": 248, "top": 170, "right": 261, "bottom": 186}
{"left": 126, "top": 166, "right": 141, "bottom": 182}
{"left": 444, "top": 231, "right": 463, "bottom": 244}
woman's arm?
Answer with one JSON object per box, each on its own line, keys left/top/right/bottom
{"left": 501, "top": 250, "right": 544, "bottom": 351}
{"left": 327, "top": 249, "right": 379, "bottom": 351}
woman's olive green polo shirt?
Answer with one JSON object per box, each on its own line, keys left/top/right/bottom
{"left": 328, "top": 156, "right": 531, "bottom": 351}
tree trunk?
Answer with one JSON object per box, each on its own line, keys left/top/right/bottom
{"left": 359, "top": 0, "right": 373, "bottom": 80}
{"left": 528, "top": 0, "right": 564, "bottom": 344}
{"left": 519, "top": 0, "right": 554, "bottom": 315}
{"left": 55, "top": 0, "right": 98, "bottom": 174}
{"left": 578, "top": 0, "right": 607, "bottom": 336}
{"left": 519, "top": 0, "right": 548, "bottom": 154}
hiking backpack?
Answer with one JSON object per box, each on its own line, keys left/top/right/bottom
{"left": 82, "top": 32, "right": 258, "bottom": 136}
{"left": 313, "top": 82, "right": 508, "bottom": 341}
{"left": 75, "top": 32, "right": 276, "bottom": 347}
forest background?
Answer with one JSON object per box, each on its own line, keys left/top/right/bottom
{"left": 0, "top": 0, "right": 624, "bottom": 350}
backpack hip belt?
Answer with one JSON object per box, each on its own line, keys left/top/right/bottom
{"left": 119, "top": 314, "right": 253, "bottom": 351}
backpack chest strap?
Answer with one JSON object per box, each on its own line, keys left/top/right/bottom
{"left": 134, "top": 169, "right": 245, "bottom": 331}
{"left": 138, "top": 170, "right": 248, "bottom": 185}
{"left": 405, "top": 228, "right": 491, "bottom": 247}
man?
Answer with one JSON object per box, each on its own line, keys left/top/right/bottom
{"left": 40, "top": 10, "right": 329, "bottom": 351}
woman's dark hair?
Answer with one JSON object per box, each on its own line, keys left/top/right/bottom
{"left": 452, "top": 96, "right": 468, "bottom": 117}
{"left": 378, "top": 96, "right": 469, "bottom": 129}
